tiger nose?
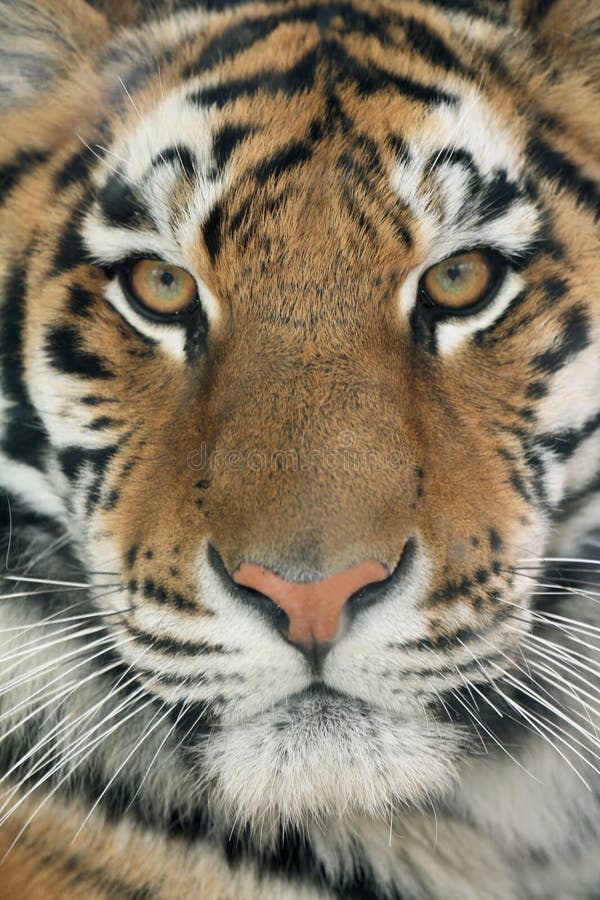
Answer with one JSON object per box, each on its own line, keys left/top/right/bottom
{"left": 233, "top": 559, "right": 389, "bottom": 646}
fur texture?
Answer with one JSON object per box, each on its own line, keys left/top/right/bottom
{"left": 0, "top": 0, "right": 599, "bottom": 896}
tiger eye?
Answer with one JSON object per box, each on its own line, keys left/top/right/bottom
{"left": 127, "top": 260, "right": 198, "bottom": 317}
{"left": 421, "top": 251, "right": 496, "bottom": 310}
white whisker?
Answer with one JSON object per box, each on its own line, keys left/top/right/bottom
{"left": 3, "top": 575, "right": 91, "bottom": 589}
{"left": 71, "top": 702, "right": 172, "bottom": 841}
{"left": 3, "top": 495, "right": 12, "bottom": 569}
{"left": 0, "top": 696, "right": 156, "bottom": 861}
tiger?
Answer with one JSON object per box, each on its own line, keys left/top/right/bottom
{"left": 0, "top": 0, "right": 599, "bottom": 896}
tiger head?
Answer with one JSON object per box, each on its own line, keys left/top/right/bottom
{"left": 1, "top": 0, "right": 599, "bottom": 834}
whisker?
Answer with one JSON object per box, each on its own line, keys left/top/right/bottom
{"left": 523, "top": 655, "right": 600, "bottom": 739}
{"left": 3, "top": 576, "right": 91, "bottom": 589}
{"left": 0, "top": 630, "right": 127, "bottom": 694}
{"left": 518, "top": 630, "right": 600, "bottom": 679}
{"left": 0, "top": 664, "right": 134, "bottom": 795}
{"left": 518, "top": 557, "right": 600, "bottom": 567}
{"left": 75, "top": 132, "right": 136, "bottom": 186}
{"left": 0, "top": 680, "right": 153, "bottom": 815}
{"left": 124, "top": 703, "right": 184, "bottom": 814}
{"left": 0, "top": 623, "right": 111, "bottom": 666}
{"left": 501, "top": 669, "right": 600, "bottom": 755}
{"left": 71, "top": 702, "right": 172, "bottom": 841}
{"left": 117, "top": 76, "right": 144, "bottom": 123}
{"left": 0, "top": 583, "right": 120, "bottom": 601}
{"left": 521, "top": 640, "right": 600, "bottom": 710}
{"left": 493, "top": 682, "right": 593, "bottom": 790}
{"left": 0, "top": 696, "right": 155, "bottom": 861}
{"left": 0, "top": 633, "right": 133, "bottom": 708}
{"left": 3, "top": 495, "right": 12, "bottom": 570}
{"left": 0, "top": 607, "right": 132, "bottom": 637}
{"left": 449, "top": 688, "right": 539, "bottom": 778}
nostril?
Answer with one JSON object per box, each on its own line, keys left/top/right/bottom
{"left": 207, "top": 544, "right": 290, "bottom": 632}
{"left": 346, "top": 538, "right": 417, "bottom": 614}
{"left": 208, "top": 539, "right": 417, "bottom": 649}
{"left": 233, "top": 558, "right": 389, "bottom": 646}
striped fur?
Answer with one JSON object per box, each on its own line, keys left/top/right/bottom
{"left": 0, "top": 0, "right": 599, "bottom": 896}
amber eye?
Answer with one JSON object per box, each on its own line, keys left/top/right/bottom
{"left": 122, "top": 259, "right": 198, "bottom": 320}
{"left": 420, "top": 250, "right": 504, "bottom": 312}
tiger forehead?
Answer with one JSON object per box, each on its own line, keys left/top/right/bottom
{"left": 96, "top": 0, "right": 526, "bottom": 245}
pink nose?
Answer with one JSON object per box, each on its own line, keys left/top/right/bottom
{"left": 233, "top": 560, "right": 389, "bottom": 645}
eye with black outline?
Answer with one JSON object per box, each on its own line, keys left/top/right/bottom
{"left": 119, "top": 259, "right": 199, "bottom": 322}
{"left": 418, "top": 249, "right": 508, "bottom": 315}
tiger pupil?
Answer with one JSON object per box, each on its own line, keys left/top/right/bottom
{"left": 160, "top": 271, "right": 174, "bottom": 288}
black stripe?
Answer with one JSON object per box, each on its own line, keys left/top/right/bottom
{"left": 54, "top": 147, "right": 97, "bottom": 191}
{"left": 191, "top": 37, "right": 455, "bottom": 109}
{"left": 426, "top": 147, "right": 482, "bottom": 200}
{"left": 58, "top": 441, "right": 122, "bottom": 514}
{"left": 87, "top": 416, "right": 119, "bottom": 430}
{"left": 476, "top": 169, "right": 521, "bottom": 225}
{"left": 128, "top": 627, "right": 229, "bottom": 656}
{"left": 540, "top": 275, "right": 568, "bottom": 305}
{"left": 58, "top": 444, "right": 118, "bottom": 481}
{"left": 227, "top": 185, "right": 292, "bottom": 243}
{"left": 0, "top": 248, "right": 49, "bottom": 469}
{"left": 0, "top": 149, "right": 50, "bottom": 206}
{"left": 337, "top": 144, "right": 412, "bottom": 246}
{"left": 45, "top": 326, "right": 114, "bottom": 379}
{"left": 337, "top": 150, "right": 379, "bottom": 196}
{"left": 524, "top": 0, "right": 560, "bottom": 24}
{"left": 52, "top": 193, "right": 94, "bottom": 274}
{"left": 528, "top": 138, "right": 600, "bottom": 221}
{"left": 223, "top": 819, "right": 408, "bottom": 900}
{"left": 68, "top": 284, "right": 97, "bottom": 318}
{"left": 189, "top": 47, "right": 319, "bottom": 108}
{"left": 149, "top": 145, "right": 196, "bottom": 180}
{"left": 339, "top": 183, "right": 380, "bottom": 244}
{"left": 403, "top": 16, "right": 473, "bottom": 76}
{"left": 135, "top": 666, "right": 209, "bottom": 687}
{"left": 532, "top": 305, "right": 591, "bottom": 375}
{"left": 537, "top": 410, "right": 600, "bottom": 462}
{"left": 184, "top": 3, "right": 401, "bottom": 79}
{"left": 81, "top": 394, "right": 117, "bottom": 406}
{"left": 558, "top": 472, "right": 600, "bottom": 520}
{"left": 253, "top": 140, "right": 312, "bottom": 184}
{"left": 510, "top": 469, "right": 534, "bottom": 505}
{"left": 389, "top": 133, "right": 411, "bottom": 163}
{"left": 185, "top": 11, "right": 290, "bottom": 76}
{"left": 212, "top": 125, "right": 254, "bottom": 171}
{"left": 99, "top": 173, "right": 153, "bottom": 229}
{"left": 202, "top": 201, "right": 224, "bottom": 261}
{"left": 472, "top": 291, "right": 527, "bottom": 347}
{"left": 321, "top": 39, "right": 456, "bottom": 105}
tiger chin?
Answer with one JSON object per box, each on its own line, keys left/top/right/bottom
{"left": 0, "top": 0, "right": 599, "bottom": 898}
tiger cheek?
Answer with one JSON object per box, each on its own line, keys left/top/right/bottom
{"left": 0, "top": 0, "right": 598, "bottom": 896}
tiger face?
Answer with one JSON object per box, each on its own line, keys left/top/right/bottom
{"left": 1, "top": 0, "right": 599, "bottom": 839}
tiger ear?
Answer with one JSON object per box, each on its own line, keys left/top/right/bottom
{"left": 0, "top": 0, "right": 111, "bottom": 112}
